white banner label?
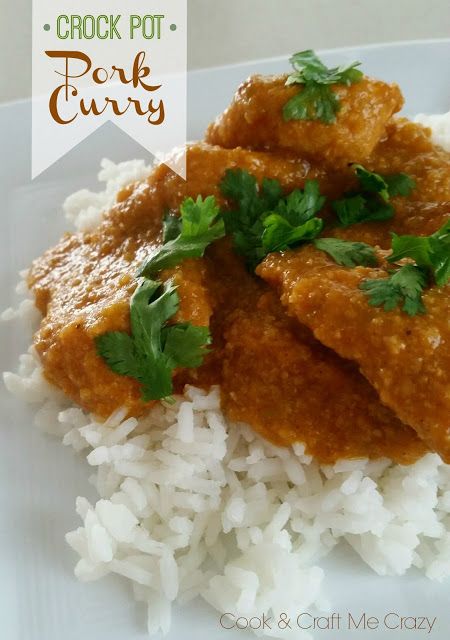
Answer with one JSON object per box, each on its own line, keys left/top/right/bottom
{"left": 32, "top": 0, "right": 186, "bottom": 178}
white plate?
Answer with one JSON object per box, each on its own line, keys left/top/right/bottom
{"left": 1, "top": 39, "right": 450, "bottom": 640}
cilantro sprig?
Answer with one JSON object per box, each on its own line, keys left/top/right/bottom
{"left": 389, "top": 219, "right": 450, "bottom": 286}
{"left": 221, "top": 168, "right": 325, "bottom": 270}
{"left": 360, "top": 265, "right": 427, "bottom": 317}
{"left": 283, "top": 50, "right": 363, "bottom": 124}
{"left": 96, "top": 279, "right": 211, "bottom": 402}
{"left": 360, "top": 219, "right": 450, "bottom": 316}
{"left": 138, "top": 195, "right": 225, "bottom": 278}
{"left": 333, "top": 164, "right": 416, "bottom": 227}
{"left": 262, "top": 181, "right": 325, "bottom": 252}
{"left": 314, "top": 238, "right": 378, "bottom": 267}
{"left": 220, "top": 169, "right": 283, "bottom": 269}
{"left": 97, "top": 195, "right": 223, "bottom": 402}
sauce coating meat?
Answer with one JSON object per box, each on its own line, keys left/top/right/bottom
{"left": 29, "top": 212, "right": 212, "bottom": 417}
{"left": 206, "top": 75, "right": 403, "bottom": 166}
{"left": 216, "top": 277, "right": 426, "bottom": 463}
{"left": 368, "top": 119, "right": 450, "bottom": 202}
{"left": 258, "top": 246, "right": 450, "bottom": 461}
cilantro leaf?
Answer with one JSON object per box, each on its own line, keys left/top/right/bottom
{"left": 384, "top": 173, "right": 417, "bottom": 198}
{"left": 283, "top": 50, "right": 362, "bottom": 124}
{"left": 285, "top": 50, "right": 330, "bottom": 84}
{"left": 283, "top": 84, "right": 341, "bottom": 124}
{"left": 389, "top": 219, "right": 450, "bottom": 286}
{"left": 262, "top": 180, "right": 325, "bottom": 252}
{"left": 221, "top": 169, "right": 284, "bottom": 269}
{"left": 389, "top": 235, "right": 433, "bottom": 268}
{"left": 96, "top": 279, "right": 211, "bottom": 402}
{"left": 129, "top": 279, "right": 178, "bottom": 360}
{"left": 358, "top": 218, "right": 448, "bottom": 317}
{"left": 431, "top": 220, "right": 450, "bottom": 286}
{"left": 360, "top": 265, "right": 428, "bottom": 316}
{"left": 353, "top": 165, "right": 390, "bottom": 202}
{"left": 333, "top": 195, "right": 394, "bottom": 226}
{"left": 314, "top": 238, "right": 378, "bottom": 267}
{"left": 162, "top": 323, "right": 211, "bottom": 368}
{"left": 220, "top": 170, "right": 326, "bottom": 269}
{"left": 94, "top": 332, "right": 142, "bottom": 379}
{"left": 162, "top": 211, "right": 182, "bottom": 242}
{"left": 138, "top": 195, "right": 225, "bottom": 277}
{"left": 221, "top": 168, "right": 283, "bottom": 218}
{"left": 263, "top": 216, "right": 324, "bottom": 253}
{"left": 353, "top": 165, "right": 416, "bottom": 201}
{"left": 333, "top": 164, "right": 415, "bottom": 226}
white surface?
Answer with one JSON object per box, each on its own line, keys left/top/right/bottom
{"left": 1, "top": 40, "right": 450, "bottom": 640}
{"left": 1, "top": 0, "right": 450, "bottom": 102}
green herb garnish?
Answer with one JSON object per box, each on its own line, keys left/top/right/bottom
{"left": 333, "top": 165, "right": 416, "bottom": 227}
{"left": 359, "top": 219, "right": 449, "bottom": 316}
{"left": 388, "top": 219, "right": 450, "bottom": 286}
{"left": 96, "top": 279, "right": 211, "bottom": 402}
{"left": 138, "top": 195, "right": 225, "bottom": 278}
{"left": 220, "top": 168, "right": 283, "bottom": 269}
{"left": 98, "top": 193, "right": 222, "bottom": 401}
{"left": 314, "top": 238, "right": 378, "bottom": 267}
{"left": 262, "top": 181, "right": 325, "bottom": 252}
{"left": 333, "top": 194, "right": 394, "bottom": 226}
{"left": 283, "top": 50, "right": 363, "bottom": 124}
{"left": 360, "top": 265, "right": 427, "bottom": 317}
{"left": 384, "top": 173, "right": 417, "bottom": 198}
{"left": 221, "top": 169, "right": 325, "bottom": 270}
{"left": 353, "top": 165, "right": 392, "bottom": 201}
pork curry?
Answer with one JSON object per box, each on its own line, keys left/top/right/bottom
{"left": 28, "top": 52, "right": 450, "bottom": 464}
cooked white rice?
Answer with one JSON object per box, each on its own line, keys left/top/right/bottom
{"left": 3, "top": 112, "right": 450, "bottom": 639}
{"left": 414, "top": 111, "right": 450, "bottom": 151}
